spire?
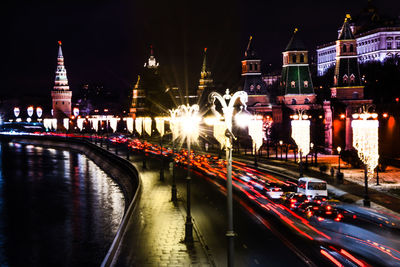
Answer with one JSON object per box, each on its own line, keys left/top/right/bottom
{"left": 339, "top": 14, "right": 355, "bottom": 40}
{"left": 144, "top": 45, "right": 159, "bottom": 68}
{"left": 244, "top": 35, "right": 257, "bottom": 59}
{"left": 201, "top": 48, "right": 207, "bottom": 72}
{"left": 58, "top": 40, "right": 63, "bottom": 58}
{"left": 285, "top": 28, "right": 306, "bottom": 51}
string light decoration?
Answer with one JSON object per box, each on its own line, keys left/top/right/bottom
{"left": 27, "top": 106, "right": 34, "bottom": 117}
{"left": 43, "top": 118, "right": 52, "bottom": 131}
{"left": 143, "top": 117, "right": 152, "bottom": 136}
{"left": 291, "top": 111, "right": 310, "bottom": 160}
{"left": 51, "top": 119, "right": 57, "bottom": 131}
{"left": 126, "top": 117, "right": 134, "bottom": 134}
{"left": 109, "top": 117, "right": 119, "bottom": 133}
{"left": 14, "top": 107, "right": 20, "bottom": 118}
{"left": 135, "top": 117, "right": 143, "bottom": 135}
{"left": 77, "top": 118, "right": 85, "bottom": 131}
{"left": 155, "top": 117, "right": 166, "bottom": 137}
{"left": 248, "top": 118, "right": 264, "bottom": 153}
{"left": 90, "top": 118, "right": 99, "bottom": 132}
{"left": 351, "top": 108, "right": 379, "bottom": 176}
{"left": 169, "top": 109, "right": 180, "bottom": 141}
{"left": 63, "top": 118, "right": 69, "bottom": 131}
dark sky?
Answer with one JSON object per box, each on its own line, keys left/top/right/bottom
{"left": 2, "top": 0, "right": 399, "bottom": 99}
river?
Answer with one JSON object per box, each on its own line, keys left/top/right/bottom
{"left": 0, "top": 141, "right": 125, "bottom": 266}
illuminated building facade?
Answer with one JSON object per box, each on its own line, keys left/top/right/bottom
{"left": 129, "top": 75, "right": 146, "bottom": 118}
{"left": 324, "top": 15, "right": 372, "bottom": 152}
{"left": 51, "top": 41, "right": 72, "bottom": 119}
{"left": 241, "top": 36, "right": 271, "bottom": 113}
{"left": 317, "top": 4, "right": 400, "bottom": 76}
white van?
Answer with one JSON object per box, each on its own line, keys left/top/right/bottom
{"left": 297, "top": 177, "right": 328, "bottom": 198}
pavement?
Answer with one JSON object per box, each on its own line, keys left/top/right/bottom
{"left": 94, "top": 143, "right": 214, "bottom": 267}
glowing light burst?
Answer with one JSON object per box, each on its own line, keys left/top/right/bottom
{"left": 36, "top": 107, "right": 42, "bottom": 118}
{"left": 352, "top": 119, "right": 379, "bottom": 176}
{"left": 177, "top": 104, "right": 201, "bottom": 146}
{"left": 291, "top": 116, "right": 310, "bottom": 160}
{"left": 27, "top": 106, "right": 34, "bottom": 117}
{"left": 14, "top": 107, "right": 20, "bottom": 117}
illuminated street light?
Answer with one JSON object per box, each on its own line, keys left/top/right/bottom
{"left": 177, "top": 104, "right": 200, "bottom": 243}
{"left": 169, "top": 108, "right": 180, "bottom": 202}
{"left": 73, "top": 107, "right": 79, "bottom": 117}
{"left": 279, "top": 140, "right": 283, "bottom": 159}
{"left": 209, "top": 89, "right": 248, "bottom": 267}
{"left": 352, "top": 106, "right": 379, "bottom": 207}
{"left": 291, "top": 111, "right": 310, "bottom": 178}
{"left": 337, "top": 146, "right": 342, "bottom": 174}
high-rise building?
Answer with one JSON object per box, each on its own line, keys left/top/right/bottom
{"left": 51, "top": 41, "right": 72, "bottom": 119}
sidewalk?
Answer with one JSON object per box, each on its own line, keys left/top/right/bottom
{"left": 96, "top": 143, "right": 214, "bottom": 267}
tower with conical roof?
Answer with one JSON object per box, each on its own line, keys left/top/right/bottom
{"left": 129, "top": 75, "right": 146, "bottom": 118}
{"left": 144, "top": 45, "right": 159, "bottom": 69}
{"left": 51, "top": 41, "right": 72, "bottom": 119}
{"left": 278, "top": 29, "right": 316, "bottom": 109}
{"left": 197, "top": 48, "right": 214, "bottom": 105}
{"left": 241, "top": 36, "right": 270, "bottom": 113}
{"left": 331, "top": 14, "right": 364, "bottom": 100}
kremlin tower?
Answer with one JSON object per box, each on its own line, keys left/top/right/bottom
{"left": 278, "top": 29, "right": 316, "bottom": 109}
{"left": 51, "top": 41, "right": 72, "bottom": 119}
{"left": 241, "top": 36, "right": 270, "bottom": 113}
{"left": 197, "top": 48, "right": 214, "bottom": 106}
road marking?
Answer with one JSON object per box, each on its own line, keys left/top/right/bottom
{"left": 254, "top": 259, "right": 260, "bottom": 265}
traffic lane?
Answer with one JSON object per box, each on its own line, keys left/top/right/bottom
{"left": 174, "top": 167, "right": 311, "bottom": 267}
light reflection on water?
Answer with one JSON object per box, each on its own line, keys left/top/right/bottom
{"left": 0, "top": 142, "right": 125, "bottom": 266}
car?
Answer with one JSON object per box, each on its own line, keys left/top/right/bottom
{"left": 282, "top": 193, "right": 310, "bottom": 210}
{"left": 264, "top": 185, "right": 284, "bottom": 199}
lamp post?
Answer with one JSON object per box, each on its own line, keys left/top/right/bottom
{"left": 169, "top": 109, "right": 180, "bottom": 202}
{"left": 209, "top": 89, "right": 248, "bottom": 267}
{"left": 279, "top": 140, "right": 283, "bottom": 159}
{"left": 310, "top": 142, "right": 314, "bottom": 165}
{"left": 351, "top": 106, "right": 379, "bottom": 207}
{"left": 337, "top": 146, "right": 341, "bottom": 174}
{"left": 177, "top": 104, "right": 200, "bottom": 243}
{"left": 291, "top": 112, "right": 310, "bottom": 178}
{"left": 155, "top": 117, "right": 166, "bottom": 181}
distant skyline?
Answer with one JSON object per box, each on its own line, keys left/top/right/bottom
{"left": 3, "top": 0, "right": 399, "bottom": 98}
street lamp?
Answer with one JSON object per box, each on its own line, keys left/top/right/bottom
{"left": 279, "top": 140, "right": 283, "bottom": 159}
{"left": 337, "top": 146, "right": 341, "bottom": 174}
{"left": 352, "top": 106, "right": 379, "bottom": 207}
{"left": 177, "top": 104, "right": 200, "bottom": 243}
{"left": 169, "top": 109, "right": 180, "bottom": 202}
{"left": 209, "top": 89, "right": 248, "bottom": 267}
{"left": 291, "top": 112, "right": 310, "bottom": 178}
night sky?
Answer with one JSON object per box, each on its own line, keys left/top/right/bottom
{"left": 3, "top": 0, "right": 399, "bottom": 99}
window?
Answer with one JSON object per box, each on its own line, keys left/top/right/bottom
{"left": 343, "top": 44, "right": 347, "bottom": 52}
{"left": 292, "top": 55, "right": 296, "bottom": 63}
{"left": 350, "top": 44, "right": 354, "bottom": 52}
{"left": 387, "top": 42, "right": 392, "bottom": 49}
{"left": 304, "top": 98, "right": 310, "bottom": 104}
{"left": 343, "top": 74, "right": 348, "bottom": 84}
{"left": 249, "top": 63, "right": 253, "bottom": 71}
{"left": 256, "top": 84, "right": 261, "bottom": 91}
{"left": 62, "top": 101, "right": 64, "bottom": 105}
{"left": 350, "top": 74, "right": 355, "bottom": 84}
{"left": 352, "top": 92, "right": 359, "bottom": 99}
{"left": 250, "top": 84, "right": 254, "bottom": 91}
{"left": 304, "top": 81, "right": 308, "bottom": 88}
{"left": 397, "top": 42, "right": 400, "bottom": 49}
{"left": 291, "top": 81, "right": 296, "bottom": 88}
{"left": 300, "top": 54, "right": 304, "bottom": 63}
{"left": 291, "top": 99, "right": 297, "bottom": 105}
{"left": 308, "top": 182, "right": 327, "bottom": 190}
